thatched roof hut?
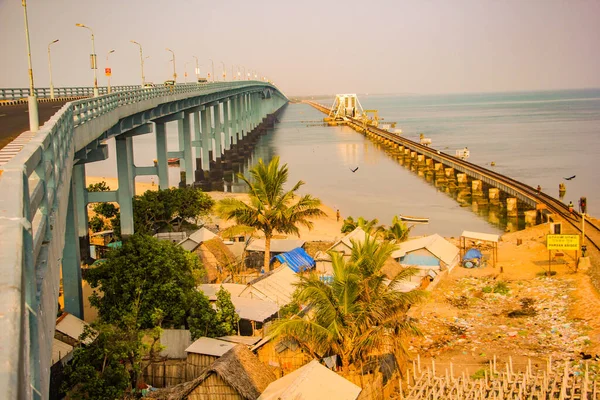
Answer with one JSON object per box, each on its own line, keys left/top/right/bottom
{"left": 148, "top": 345, "right": 276, "bottom": 400}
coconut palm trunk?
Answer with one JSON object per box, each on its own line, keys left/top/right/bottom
{"left": 264, "top": 234, "right": 272, "bottom": 271}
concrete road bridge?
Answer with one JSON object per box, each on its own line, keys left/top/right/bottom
{"left": 0, "top": 81, "right": 287, "bottom": 399}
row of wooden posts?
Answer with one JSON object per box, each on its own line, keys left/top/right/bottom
{"left": 401, "top": 355, "right": 599, "bottom": 399}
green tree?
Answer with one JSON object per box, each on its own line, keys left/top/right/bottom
{"left": 273, "top": 236, "right": 425, "bottom": 371}
{"left": 216, "top": 157, "right": 325, "bottom": 271}
{"left": 133, "top": 186, "right": 215, "bottom": 235}
{"left": 63, "top": 311, "right": 164, "bottom": 399}
{"left": 87, "top": 181, "right": 111, "bottom": 192}
{"left": 88, "top": 215, "right": 106, "bottom": 233}
{"left": 93, "top": 202, "right": 118, "bottom": 219}
{"left": 214, "top": 287, "right": 239, "bottom": 337}
{"left": 86, "top": 234, "right": 208, "bottom": 329}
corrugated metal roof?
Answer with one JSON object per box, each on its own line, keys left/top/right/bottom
{"left": 197, "top": 283, "right": 247, "bottom": 301}
{"left": 258, "top": 359, "right": 362, "bottom": 400}
{"left": 56, "top": 313, "right": 89, "bottom": 342}
{"left": 329, "top": 227, "right": 370, "bottom": 254}
{"left": 392, "top": 234, "right": 459, "bottom": 266}
{"left": 218, "top": 335, "right": 263, "bottom": 346}
{"left": 178, "top": 228, "right": 218, "bottom": 252}
{"left": 185, "top": 337, "right": 235, "bottom": 356}
{"left": 240, "top": 265, "right": 299, "bottom": 305}
{"left": 247, "top": 239, "right": 305, "bottom": 253}
{"left": 51, "top": 339, "right": 73, "bottom": 365}
{"left": 273, "top": 247, "right": 315, "bottom": 273}
{"left": 231, "top": 296, "right": 280, "bottom": 322}
{"left": 461, "top": 230, "right": 499, "bottom": 243}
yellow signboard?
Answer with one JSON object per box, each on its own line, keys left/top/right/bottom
{"left": 547, "top": 234, "right": 580, "bottom": 250}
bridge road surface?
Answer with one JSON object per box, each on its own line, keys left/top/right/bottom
{"left": 0, "top": 101, "right": 69, "bottom": 149}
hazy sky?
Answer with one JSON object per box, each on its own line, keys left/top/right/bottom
{"left": 1, "top": 0, "right": 599, "bottom": 96}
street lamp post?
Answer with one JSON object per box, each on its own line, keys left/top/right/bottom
{"left": 106, "top": 49, "right": 115, "bottom": 93}
{"left": 220, "top": 61, "right": 226, "bottom": 81}
{"left": 47, "top": 39, "right": 59, "bottom": 99}
{"left": 166, "top": 48, "right": 176, "bottom": 82}
{"left": 130, "top": 40, "right": 145, "bottom": 86}
{"left": 184, "top": 61, "right": 191, "bottom": 83}
{"left": 75, "top": 23, "right": 99, "bottom": 97}
{"left": 22, "top": 0, "right": 39, "bottom": 132}
{"left": 208, "top": 59, "right": 215, "bottom": 83}
{"left": 192, "top": 56, "right": 200, "bottom": 82}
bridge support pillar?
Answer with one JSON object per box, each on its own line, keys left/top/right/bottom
{"left": 223, "top": 99, "right": 231, "bottom": 151}
{"left": 471, "top": 179, "right": 483, "bottom": 196}
{"left": 457, "top": 173, "right": 468, "bottom": 187}
{"left": 72, "top": 164, "right": 91, "bottom": 263}
{"left": 231, "top": 97, "right": 239, "bottom": 145}
{"left": 213, "top": 103, "right": 223, "bottom": 160}
{"left": 506, "top": 197, "right": 518, "bottom": 217}
{"left": 116, "top": 136, "right": 135, "bottom": 237}
{"left": 155, "top": 121, "right": 169, "bottom": 190}
{"left": 524, "top": 210, "right": 537, "bottom": 227}
{"left": 63, "top": 181, "right": 84, "bottom": 319}
{"left": 182, "top": 112, "right": 194, "bottom": 186}
{"left": 488, "top": 188, "right": 500, "bottom": 203}
{"left": 196, "top": 107, "right": 212, "bottom": 181}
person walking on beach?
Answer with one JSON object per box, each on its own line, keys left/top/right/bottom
{"left": 336, "top": 209, "right": 340, "bottom": 222}
{"left": 568, "top": 201, "right": 574, "bottom": 215}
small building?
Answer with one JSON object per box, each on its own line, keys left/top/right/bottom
{"left": 245, "top": 239, "right": 305, "bottom": 269}
{"left": 154, "top": 231, "right": 187, "bottom": 244}
{"left": 270, "top": 247, "right": 315, "bottom": 272}
{"left": 55, "top": 312, "right": 90, "bottom": 346}
{"left": 390, "top": 234, "right": 459, "bottom": 287}
{"left": 327, "top": 227, "right": 371, "bottom": 257}
{"left": 239, "top": 265, "right": 299, "bottom": 305}
{"left": 185, "top": 337, "right": 236, "bottom": 379}
{"left": 89, "top": 229, "right": 116, "bottom": 246}
{"left": 252, "top": 335, "right": 313, "bottom": 377}
{"left": 178, "top": 228, "right": 217, "bottom": 252}
{"left": 258, "top": 359, "right": 362, "bottom": 400}
{"left": 149, "top": 345, "right": 276, "bottom": 400}
{"left": 197, "top": 284, "right": 280, "bottom": 336}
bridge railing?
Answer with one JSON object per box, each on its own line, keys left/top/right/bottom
{"left": 0, "top": 83, "right": 272, "bottom": 101}
{"left": 0, "top": 80, "right": 282, "bottom": 398}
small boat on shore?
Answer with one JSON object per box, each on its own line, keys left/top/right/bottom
{"left": 167, "top": 158, "right": 180, "bottom": 165}
{"left": 399, "top": 214, "right": 429, "bottom": 224}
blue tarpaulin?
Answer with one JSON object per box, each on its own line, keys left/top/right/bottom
{"left": 464, "top": 248, "right": 483, "bottom": 260}
{"left": 272, "top": 247, "right": 315, "bottom": 273}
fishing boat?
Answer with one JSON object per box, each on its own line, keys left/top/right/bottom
{"left": 399, "top": 214, "right": 429, "bottom": 224}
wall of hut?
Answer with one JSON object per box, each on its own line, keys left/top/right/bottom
{"left": 188, "top": 373, "right": 243, "bottom": 400}
{"left": 143, "top": 359, "right": 187, "bottom": 388}
{"left": 186, "top": 353, "right": 218, "bottom": 381}
{"left": 255, "top": 341, "right": 313, "bottom": 377}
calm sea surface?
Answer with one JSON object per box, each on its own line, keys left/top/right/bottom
{"left": 86, "top": 89, "right": 600, "bottom": 237}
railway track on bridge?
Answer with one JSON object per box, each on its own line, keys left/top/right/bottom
{"left": 307, "top": 101, "right": 600, "bottom": 252}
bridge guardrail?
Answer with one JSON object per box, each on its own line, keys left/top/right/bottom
{"left": 0, "top": 85, "right": 144, "bottom": 101}
{"left": 0, "top": 80, "right": 283, "bottom": 398}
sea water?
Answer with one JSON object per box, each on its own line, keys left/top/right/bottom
{"left": 85, "top": 89, "right": 600, "bottom": 237}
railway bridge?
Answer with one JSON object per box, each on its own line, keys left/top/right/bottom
{"left": 307, "top": 100, "right": 600, "bottom": 253}
{"left": 0, "top": 81, "right": 287, "bottom": 399}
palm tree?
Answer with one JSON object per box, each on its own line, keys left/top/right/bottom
{"left": 340, "top": 216, "right": 384, "bottom": 235}
{"left": 272, "top": 236, "right": 425, "bottom": 371}
{"left": 383, "top": 215, "right": 413, "bottom": 242}
{"left": 216, "top": 157, "right": 325, "bottom": 271}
